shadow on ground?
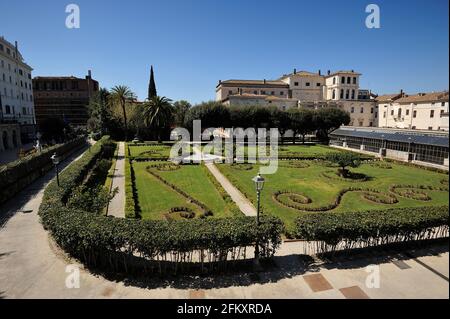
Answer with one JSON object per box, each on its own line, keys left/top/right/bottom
{"left": 0, "top": 146, "right": 88, "bottom": 228}
{"left": 88, "top": 240, "right": 448, "bottom": 290}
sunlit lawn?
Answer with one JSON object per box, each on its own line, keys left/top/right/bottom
{"left": 133, "top": 161, "right": 240, "bottom": 220}
{"left": 217, "top": 160, "right": 449, "bottom": 230}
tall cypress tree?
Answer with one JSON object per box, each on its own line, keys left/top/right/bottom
{"left": 148, "top": 65, "right": 157, "bottom": 100}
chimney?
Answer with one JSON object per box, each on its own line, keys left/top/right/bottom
{"left": 293, "top": 68, "right": 297, "bottom": 74}
{"left": 327, "top": 70, "right": 330, "bottom": 75}
{"left": 318, "top": 70, "right": 321, "bottom": 75}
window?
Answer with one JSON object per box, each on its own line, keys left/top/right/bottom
{"left": 442, "top": 102, "right": 446, "bottom": 106}
{"left": 5, "top": 105, "right": 10, "bottom": 114}
{"left": 351, "top": 107, "right": 354, "bottom": 113}
{"left": 411, "top": 126, "right": 416, "bottom": 129}
{"left": 383, "top": 111, "right": 386, "bottom": 118}
{"left": 261, "top": 90, "right": 266, "bottom": 95}
{"left": 19, "top": 69, "right": 23, "bottom": 76}
{"left": 359, "top": 121, "right": 363, "bottom": 126}
{"left": 22, "top": 107, "right": 26, "bottom": 115}
{"left": 228, "top": 90, "right": 232, "bottom": 95}
{"left": 341, "top": 77, "right": 345, "bottom": 83}
{"left": 406, "top": 109, "right": 410, "bottom": 116}
{"left": 440, "top": 110, "right": 445, "bottom": 117}
{"left": 391, "top": 110, "right": 394, "bottom": 116}
{"left": 345, "top": 90, "right": 349, "bottom": 99}
{"left": 398, "top": 108, "right": 402, "bottom": 117}
{"left": 0, "top": 44, "right": 3, "bottom": 51}
{"left": 305, "top": 82, "right": 310, "bottom": 86}
{"left": 316, "top": 82, "right": 321, "bottom": 87}
{"left": 413, "top": 110, "right": 417, "bottom": 118}
{"left": 340, "top": 89, "right": 344, "bottom": 99}
{"left": 353, "top": 77, "right": 356, "bottom": 84}
{"left": 333, "top": 77, "right": 336, "bottom": 84}
{"left": 6, "top": 48, "right": 11, "bottom": 55}
{"left": 370, "top": 108, "right": 374, "bottom": 114}
{"left": 430, "top": 110, "right": 434, "bottom": 118}
{"left": 351, "top": 89, "right": 355, "bottom": 99}
{"left": 71, "top": 81, "right": 79, "bottom": 89}
{"left": 271, "top": 91, "right": 275, "bottom": 95}
{"left": 347, "top": 77, "right": 351, "bottom": 84}
{"left": 294, "top": 82, "right": 299, "bottom": 86}
{"left": 369, "top": 122, "right": 373, "bottom": 127}
{"left": 375, "top": 112, "right": 378, "bottom": 118}
{"left": 360, "top": 107, "right": 364, "bottom": 113}
{"left": 254, "top": 91, "right": 257, "bottom": 94}
{"left": 332, "top": 90, "right": 336, "bottom": 99}
{"left": 428, "top": 126, "right": 433, "bottom": 130}
{"left": 280, "top": 91, "right": 284, "bottom": 95}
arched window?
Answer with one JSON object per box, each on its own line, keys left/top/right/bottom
{"left": 351, "top": 89, "right": 355, "bottom": 99}
{"left": 332, "top": 90, "right": 336, "bottom": 99}
{"left": 345, "top": 90, "right": 350, "bottom": 99}
{"left": 340, "top": 89, "right": 344, "bottom": 99}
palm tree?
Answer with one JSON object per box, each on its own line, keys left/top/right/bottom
{"left": 109, "top": 85, "right": 135, "bottom": 140}
{"left": 142, "top": 96, "right": 174, "bottom": 142}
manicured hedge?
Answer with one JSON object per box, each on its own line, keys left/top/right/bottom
{"left": 39, "top": 137, "right": 284, "bottom": 275}
{"left": 124, "top": 158, "right": 138, "bottom": 218}
{"left": 0, "top": 137, "right": 86, "bottom": 205}
{"left": 294, "top": 206, "right": 449, "bottom": 254}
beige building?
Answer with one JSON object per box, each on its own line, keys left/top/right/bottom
{"left": 216, "top": 69, "right": 378, "bottom": 127}
{"left": 377, "top": 91, "right": 449, "bottom": 131}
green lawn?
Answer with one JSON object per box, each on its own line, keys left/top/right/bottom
{"left": 217, "top": 160, "right": 449, "bottom": 230}
{"left": 233, "top": 144, "right": 356, "bottom": 159}
{"left": 128, "top": 143, "right": 193, "bottom": 159}
{"left": 133, "top": 161, "right": 240, "bottom": 220}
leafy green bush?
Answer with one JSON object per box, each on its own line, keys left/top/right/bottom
{"left": 39, "top": 136, "right": 284, "bottom": 275}
{"left": 0, "top": 137, "right": 86, "bottom": 205}
{"left": 294, "top": 206, "right": 449, "bottom": 253}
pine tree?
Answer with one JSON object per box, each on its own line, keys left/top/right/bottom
{"left": 148, "top": 65, "right": 157, "bottom": 100}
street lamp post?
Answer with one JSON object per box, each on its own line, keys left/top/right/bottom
{"left": 252, "top": 173, "right": 265, "bottom": 271}
{"left": 407, "top": 137, "right": 412, "bottom": 161}
{"left": 51, "top": 152, "right": 60, "bottom": 186}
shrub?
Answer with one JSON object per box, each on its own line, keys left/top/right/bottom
{"left": 294, "top": 206, "right": 449, "bottom": 253}
{"left": 0, "top": 137, "right": 86, "bottom": 205}
{"left": 325, "top": 152, "right": 361, "bottom": 177}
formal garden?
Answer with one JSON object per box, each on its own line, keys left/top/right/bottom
{"left": 29, "top": 96, "right": 448, "bottom": 276}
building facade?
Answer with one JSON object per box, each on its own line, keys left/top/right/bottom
{"left": 32, "top": 71, "right": 99, "bottom": 128}
{"left": 0, "top": 36, "right": 35, "bottom": 151}
{"left": 216, "top": 69, "right": 378, "bottom": 127}
{"left": 377, "top": 91, "right": 449, "bottom": 131}
{"left": 330, "top": 126, "right": 449, "bottom": 169}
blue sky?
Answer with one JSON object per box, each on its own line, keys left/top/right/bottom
{"left": 1, "top": 0, "right": 448, "bottom": 103}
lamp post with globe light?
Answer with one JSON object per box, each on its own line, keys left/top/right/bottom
{"left": 252, "top": 173, "right": 265, "bottom": 270}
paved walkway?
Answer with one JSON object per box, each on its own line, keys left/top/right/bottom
{"left": 190, "top": 144, "right": 256, "bottom": 217}
{"left": 0, "top": 144, "right": 448, "bottom": 298}
{"left": 107, "top": 142, "right": 125, "bottom": 218}
{"left": 205, "top": 163, "right": 256, "bottom": 216}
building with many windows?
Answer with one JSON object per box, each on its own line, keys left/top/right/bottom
{"left": 32, "top": 71, "right": 99, "bottom": 128}
{"left": 330, "top": 126, "right": 449, "bottom": 169}
{"left": 0, "top": 36, "right": 35, "bottom": 151}
{"left": 377, "top": 91, "right": 449, "bottom": 131}
{"left": 216, "top": 69, "right": 378, "bottom": 127}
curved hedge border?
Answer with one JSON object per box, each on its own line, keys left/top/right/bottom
{"left": 0, "top": 137, "right": 86, "bottom": 205}
{"left": 294, "top": 206, "right": 449, "bottom": 254}
{"left": 39, "top": 137, "right": 283, "bottom": 275}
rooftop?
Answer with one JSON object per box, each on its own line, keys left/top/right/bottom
{"left": 396, "top": 91, "right": 449, "bottom": 104}
{"left": 331, "top": 127, "right": 449, "bottom": 148}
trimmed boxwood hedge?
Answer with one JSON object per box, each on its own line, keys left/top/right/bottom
{"left": 294, "top": 206, "right": 449, "bottom": 254}
{"left": 0, "top": 137, "right": 86, "bottom": 205}
{"left": 39, "top": 136, "right": 284, "bottom": 275}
